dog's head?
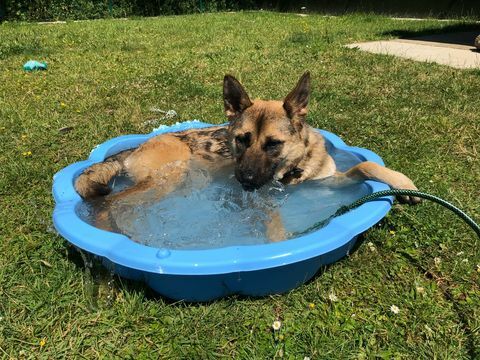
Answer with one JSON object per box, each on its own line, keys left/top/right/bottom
{"left": 224, "top": 72, "right": 311, "bottom": 191}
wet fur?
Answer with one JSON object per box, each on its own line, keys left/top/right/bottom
{"left": 75, "top": 72, "right": 420, "bottom": 237}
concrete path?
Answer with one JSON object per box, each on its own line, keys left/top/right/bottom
{"left": 346, "top": 31, "right": 480, "bottom": 69}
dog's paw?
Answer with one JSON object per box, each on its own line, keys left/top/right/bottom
{"left": 397, "top": 193, "right": 422, "bottom": 205}
{"left": 286, "top": 177, "right": 303, "bottom": 185}
{"left": 94, "top": 207, "right": 114, "bottom": 232}
{"left": 392, "top": 179, "right": 422, "bottom": 205}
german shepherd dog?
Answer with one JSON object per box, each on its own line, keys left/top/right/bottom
{"left": 75, "top": 72, "right": 420, "bottom": 240}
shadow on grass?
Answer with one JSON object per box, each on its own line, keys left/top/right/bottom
{"left": 0, "top": 40, "right": 52, "bottom": 60}
{"left": 382, "top": 22, "right": 479, "bottom": 47}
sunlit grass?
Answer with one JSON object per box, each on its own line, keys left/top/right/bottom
{"left": 0, "top": 12, "right": 479, "bottom": 358}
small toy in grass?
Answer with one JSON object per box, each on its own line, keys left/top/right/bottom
{"left": 23, "top": 60, "right": 47, "bottom": 71}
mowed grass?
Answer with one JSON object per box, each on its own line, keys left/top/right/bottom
{"left": 0, "top": 12, "right": 479, "bottom": 358}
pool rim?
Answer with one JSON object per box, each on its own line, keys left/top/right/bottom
{"left": 52, "top": 121, "right": 392, "bottom": 276}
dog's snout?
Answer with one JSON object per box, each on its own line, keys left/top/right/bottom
{"left": 235, "top": 167, "right": 261, "bottom": 191}
{"left": 235, "top": 150, "right": 276, "bottom": 191}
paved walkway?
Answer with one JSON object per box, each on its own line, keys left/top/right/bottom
{"left": 346, "top": 31, "right": 480, "bottom": 69}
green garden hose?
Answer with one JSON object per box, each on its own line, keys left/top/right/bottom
{"left": 294, "top": 189, "right": 480, "bottom": 238}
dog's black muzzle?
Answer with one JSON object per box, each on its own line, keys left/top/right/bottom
{"left": 235, "top": 168, "right": 270, "bottom": 192}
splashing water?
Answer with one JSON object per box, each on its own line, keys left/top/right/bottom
{"left": 76, "top": 146, "right": 371, "bottom": 249}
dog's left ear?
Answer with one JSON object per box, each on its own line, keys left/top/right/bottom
{"left": 283, "top": 72, "right": 311, "bottom": 121}
{"left": 223, "top": 75, "right": 253, "bottom": 121}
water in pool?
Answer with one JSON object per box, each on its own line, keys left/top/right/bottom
{"left": 76, "top": 146, "right": 371, "bottom": 250}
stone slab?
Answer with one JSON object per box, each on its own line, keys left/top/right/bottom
{"left": 346, "top": 31, "right": 480, "bottom": 69}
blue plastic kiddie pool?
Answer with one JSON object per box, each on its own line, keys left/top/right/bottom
{"left": 52, "top": 121, "right": 392, "bottom": 301}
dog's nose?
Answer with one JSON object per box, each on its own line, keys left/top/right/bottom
{"left": 235, "top": 167, "right": 263, "bottom": 191}
{"left": 240, "top": 169, "right": 255, "bottom": 181}
{"left": 240, "top": 173, "right": 257, "bottom": 191}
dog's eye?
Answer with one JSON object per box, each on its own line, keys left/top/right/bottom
{"left": 263, "top": 138, "right": 284, "bottom": 152}
{"left": 235, "top": 133, "right": 251, "bottom": 149}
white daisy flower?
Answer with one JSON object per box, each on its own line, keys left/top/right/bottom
{"left": 328, "top": 293, "right": 338, "bottom": 302}
{"left": 272, "top": 320, "right": 282, "bottom": 331}
{"left": 390, "top": 305, "right": 400, "bottom": 314}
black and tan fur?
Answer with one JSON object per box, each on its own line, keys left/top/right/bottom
{"left": 75, "top": 72, "right": 420, "bottom": 238}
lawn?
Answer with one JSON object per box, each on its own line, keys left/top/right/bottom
{"left": 0, "top": 11, "right": 479, "bottom": 359}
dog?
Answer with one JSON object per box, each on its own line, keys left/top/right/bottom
{"left": 75, "top": 72, "right": 420, "bottom": 239}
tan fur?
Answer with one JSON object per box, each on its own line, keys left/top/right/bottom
{"left": 75, "top": 161, "right": 123, "bottom": 199}
{"left": 266, "top": 211, "right": 287, "bottom": 241}
{"left": 76, "top": 72, "right": 420, "bottom": 241}
{"left": 339, "top": 161, "right": 420, "bottom": 203}
{"left": 123, "top": 134, "right": 192, "bottom": 183}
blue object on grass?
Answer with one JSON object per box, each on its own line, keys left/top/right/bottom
{"left": 23, "top": 60, "right": 47, "bottom": 71}
{"left": 52, "top": 121, "right": 393, "bottom": 302}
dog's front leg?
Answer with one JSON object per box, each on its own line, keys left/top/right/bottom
{"left": 341, "top": 161, "right": 421, "bottom": 204}
{"left": 265, "top": 210, "right": 287, "bottom": 242}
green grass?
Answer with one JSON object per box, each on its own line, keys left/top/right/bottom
{"left": 1, "top": 12, "right": 479, "bottom": 358}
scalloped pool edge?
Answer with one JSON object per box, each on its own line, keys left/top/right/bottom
{"left": 52, "top": 121, "right": 392, "bottom": 301}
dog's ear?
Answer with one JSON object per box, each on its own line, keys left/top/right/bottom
{"left": 283, "top": 72, "right": 311, "bottom": 121}
{"left": 223, "top": 75, "right": 253, "bottom": 120}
